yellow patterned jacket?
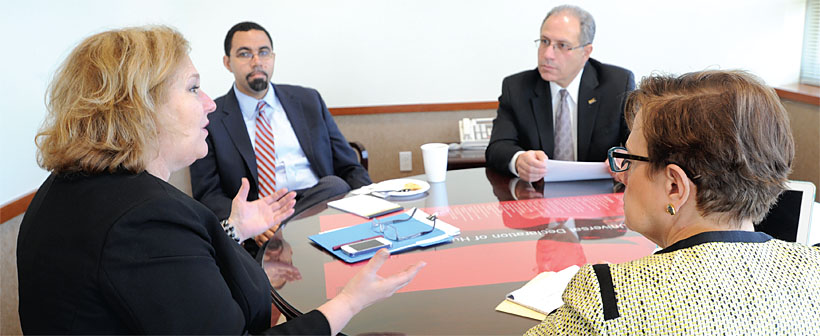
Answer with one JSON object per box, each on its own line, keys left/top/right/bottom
{"left": 525, "top": 231, "right": 820, "bottom": 335}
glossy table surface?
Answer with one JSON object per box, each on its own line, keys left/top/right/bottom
{"left": 262, "top": 168, "right": 656, "bottom": 335}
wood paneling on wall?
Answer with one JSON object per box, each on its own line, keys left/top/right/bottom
{"left": 334, "top": 109, "right": 496, "bottom": 183}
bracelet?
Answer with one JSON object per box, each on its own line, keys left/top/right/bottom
{"left": 220, "top": 219, "right": 241, "bottom": 244}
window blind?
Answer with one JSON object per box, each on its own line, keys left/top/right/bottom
{"left": 800, "top": 0, "right": 820, "bottom": 85}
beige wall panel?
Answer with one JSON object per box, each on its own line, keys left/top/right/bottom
{"left": 783, "top": 100, "right": 820, "bottom": 201}
{"left": 335, "top": 109, "right": 496, "bottom": 183}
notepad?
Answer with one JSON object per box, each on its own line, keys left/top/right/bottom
{"left": 504, "top": 265, "right": 580, "bottom": 315}
{"left": 495, "top": 300, "right": 547, "bottom": 321}
{"left": 327, "top": 194, "right": 403, "bottom": 218}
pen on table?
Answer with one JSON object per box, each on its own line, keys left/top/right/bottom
{"left": 332, "top": 235, "right": 384, "bottom": 251}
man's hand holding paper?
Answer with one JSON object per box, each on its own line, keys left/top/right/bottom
{"left": 515, "top": 151, "right": 614, "bottom": 183}
{"left": 515, "top": 150, "right": 549, "bottom": 182}
{"left": 543, "top": 160, "right": 611, "bottom": 182}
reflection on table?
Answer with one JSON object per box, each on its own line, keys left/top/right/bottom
{"left": 262, "top": 231, "right": 301, "bottom": 290}
{"left": 263, "top": 168, "right": 655, "bottom": 335}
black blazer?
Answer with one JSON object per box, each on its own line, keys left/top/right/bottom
{"left": 190, "top": 84, "right": 371, "bottom": 220}
{"left": 485, "top": 58, "right": 635, "bottom": 175}
{"left": 17, "top": 171, "right": 330, "bottom": 335}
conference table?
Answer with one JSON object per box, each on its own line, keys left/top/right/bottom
{"left": 261, "top": 168, "right": 657, "bottom": 335}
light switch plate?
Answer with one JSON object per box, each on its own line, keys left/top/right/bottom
{"left": 399, "top": 151, "right": 412, "bottom": 171}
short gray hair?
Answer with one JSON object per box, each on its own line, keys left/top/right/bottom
{"left": 543, "top": 5, "right": 596, "bottom": 45}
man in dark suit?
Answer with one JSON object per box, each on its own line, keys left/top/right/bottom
{"left": 190, "top": 22, "right": 371, "bottom": 249}
{"left": 485, "top": 5, "right": 635, "bottom": 182}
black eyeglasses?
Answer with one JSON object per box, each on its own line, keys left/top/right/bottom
{"left": 607, "top": 146, "right": 701, "bottom": 181}
{"left": 607, "top": 147, "right": 649, "bottom": 172}
{"left": 371, "top": 208, "right": 437, "bottom": 241}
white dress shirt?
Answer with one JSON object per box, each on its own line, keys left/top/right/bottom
{"left": 234, "top": 83, "right": 319, "bottom": 191}
{"left": 509, "top": 68, "right": 584, "bottom": 176}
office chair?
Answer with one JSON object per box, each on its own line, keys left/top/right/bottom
{"left": 348, "top": 141, "right": 368, "bottom": 170}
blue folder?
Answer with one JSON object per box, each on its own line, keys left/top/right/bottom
{"left": 309, "top": 212, "right": 452, "bottom": 263}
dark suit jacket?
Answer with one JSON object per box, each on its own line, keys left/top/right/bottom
{"left": 17, "top": 171, "right": 330, "bottom": 335}
{"left": 485, "top": 58, "right": 635, "bottom": 175}
{"left": 190, "top": 84, "right": 371, "bottom": 220}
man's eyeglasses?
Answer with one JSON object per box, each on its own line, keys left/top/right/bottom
{"left": 607, "top": 146, "right": 701, "bottom": 181}
{"left": 534, "top": 38, "right": 589, "bottom": 52}
{"left": 371, "top": 208, "right": 437, "bottom": 241}
{"left": 234, "top": 49, "right": 273, "bottom": 61}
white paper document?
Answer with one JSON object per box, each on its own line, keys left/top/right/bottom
{"left": 327, "top": 195, "right": 403, "bottom": 218}
{"left": 505, "top": 265, "right": 581, "bottom": 315}
{"left": 545, "top": 160, "right": 611, "bottom": 182}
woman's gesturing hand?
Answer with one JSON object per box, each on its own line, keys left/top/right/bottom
{"left": 318, "top": 249, "right": 426, "bottom": 335}
{"left": 228, "top": 178, "right": 296, "bottom": 241}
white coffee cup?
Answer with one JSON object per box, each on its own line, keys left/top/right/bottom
{"left": 420, "top": 143, "right": 449, "bottom": 183}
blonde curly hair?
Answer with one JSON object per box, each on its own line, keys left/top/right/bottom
{"left": 37, "top": 25, "right": 189, "bottom": 174}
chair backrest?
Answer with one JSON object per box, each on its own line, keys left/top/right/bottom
{"left": 348, "top": 141, "right": 368, "bottom": 170}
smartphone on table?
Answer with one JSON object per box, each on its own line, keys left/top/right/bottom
{"left": 340, "top": 237, "right": 392, "bottom": 256}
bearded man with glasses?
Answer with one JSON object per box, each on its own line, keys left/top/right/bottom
{"left": 486, "top": 5, "right": 635, "bottom": 183}
{"left": 191, "top": 22, "right": 372, "bottom": 256}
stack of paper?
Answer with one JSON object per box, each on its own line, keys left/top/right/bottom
{"left": 495, "top": 265, "right": 581, "bottom": 320}
{"left": 544, "top": 160, "right": 611, "bottom": 182}
{"left": 327, "top": 194, "right": 403, "bottom": 218}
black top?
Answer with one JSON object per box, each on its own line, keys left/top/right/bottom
{"left": 17, "top": 171, "right": 330, "bottom": 335}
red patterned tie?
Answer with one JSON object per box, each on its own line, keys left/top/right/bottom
{"left": 255, "top": 101, "right": 277, "bottom": 198}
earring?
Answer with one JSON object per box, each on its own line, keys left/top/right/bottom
{"left": 666, "top": 203, "right": 676, "bottom": 216}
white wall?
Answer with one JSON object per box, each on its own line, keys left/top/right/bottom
{"left": 0, "top": 0, "right": 808, "bottom": 205}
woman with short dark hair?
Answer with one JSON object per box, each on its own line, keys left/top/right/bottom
{"left": 526, "top": 70, "right": 820, "bottom": 335}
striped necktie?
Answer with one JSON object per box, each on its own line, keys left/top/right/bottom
{"left": 255, "top": 100, "right": 277, "bottom": 198}
{"left": 553, "top": 88, "right": 573, "bottom": 161}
